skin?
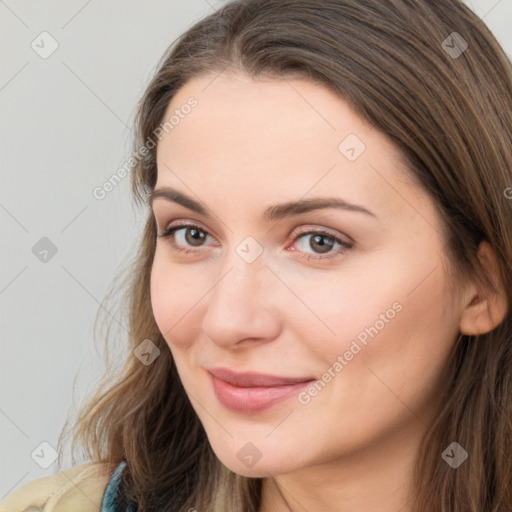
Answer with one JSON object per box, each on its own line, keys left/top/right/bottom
{"left": 150, "top": 71, "right": 507, "bottom": 511}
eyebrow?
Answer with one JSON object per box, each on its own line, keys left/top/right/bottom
{"left": 150, "top": 186, "right": 377, "bottom": 221}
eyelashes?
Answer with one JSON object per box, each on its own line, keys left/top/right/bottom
{"left": 157, "top": 222, "right": 353, "bottom": 261}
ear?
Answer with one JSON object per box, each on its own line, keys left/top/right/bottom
{"left": 459, "top": 240, "right": 508, "bottom": 336}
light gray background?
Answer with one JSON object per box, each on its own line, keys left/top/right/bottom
{"left": 1, "top": 0, "right": 511, "bottom": 499}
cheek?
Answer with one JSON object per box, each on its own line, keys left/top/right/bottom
{"left": 150, "top": 255, "right": 171, "bottom": 334}
{"left": 150, "top": 255, "right": 198, "bottom": 350}
{"left": 370, "top": 270, "right": 459, "bottom": 391}
{"left": 321, "top": 262, "right": 458, "bottom": 419}
{"left": 299, "top": 246, "right": 459, "bottom": 399}
{"left": 279, "top": 263, "right": 405, "bottom": 364}
{"left": 288, "top": 265, "right": 459, "bottom": 458}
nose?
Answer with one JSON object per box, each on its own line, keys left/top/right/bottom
{"left": 201, "top": 250, "right": 282, "bottom": 350}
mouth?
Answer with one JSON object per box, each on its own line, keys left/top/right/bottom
{"left": 208, "top": 367, "right": 316, "bottom": 413}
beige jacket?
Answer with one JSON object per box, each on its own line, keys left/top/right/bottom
{"left": 0, "top": 463, "right": 111, "bottom": 512}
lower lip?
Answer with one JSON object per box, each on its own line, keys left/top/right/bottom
{"left": 209, "top": 374, "right": 313, "bottom": 413}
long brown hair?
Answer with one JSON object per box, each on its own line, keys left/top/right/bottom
{"left": 57, "top": 0, "right": 512, "bottom": 510}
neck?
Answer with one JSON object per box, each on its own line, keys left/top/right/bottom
{"left": 258, "top": 419, "right": 426, "bottom": 512}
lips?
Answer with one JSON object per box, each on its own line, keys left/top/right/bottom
{"left": 207, "top": 367, "right": 316, "bottom": 413}
{"left": 208, "top": 367, "right": 315, "bottom": 387}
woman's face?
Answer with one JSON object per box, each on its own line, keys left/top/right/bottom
{"left": 150, "top": 72, "right": 463, "bottom": 478}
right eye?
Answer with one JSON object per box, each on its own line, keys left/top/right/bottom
{"left": 158, "top": 223, "right": 217, "bottom": 254}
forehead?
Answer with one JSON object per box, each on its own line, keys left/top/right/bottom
{"left": 154, "top": 72, "right": 419, "bottom": 223}
{"left": 160, "top": 72, "right": 375, "bottom": 160}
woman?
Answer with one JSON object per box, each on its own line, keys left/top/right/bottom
{"left": 2, "top": 0, "right": 512, "bottom": 510}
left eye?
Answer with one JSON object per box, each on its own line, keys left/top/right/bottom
{"left": 157, "top": 224, "right": 353, "bottom": 261}
{"left": 291, "top": 229, "right": 352, "bottom": 260}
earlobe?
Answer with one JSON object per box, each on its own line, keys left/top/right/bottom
{"left": 459, "top": 240, "right": 508, "bottom": 336}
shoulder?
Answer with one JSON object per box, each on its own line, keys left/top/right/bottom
{"left": 0, "top": 462, "right": 112, "bottom": 512}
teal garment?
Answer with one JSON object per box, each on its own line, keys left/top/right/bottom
{"left": 101, "top": 461, "right": 136, "bottom": 512}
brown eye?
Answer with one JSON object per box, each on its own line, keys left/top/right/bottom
{"left": 158, "top": 222, "right": 352, "bottom": 262}
{"left": 158, "top": 224, "right": 213, "bottom": 253}
{"left": 289, "top": 228, "right": 353, "bottom": 261}
{"left": 307, "top": 234, "right": 335, "bottom": 254}
{"left": 182, "top": 227, "right": 207, "bottom": 247}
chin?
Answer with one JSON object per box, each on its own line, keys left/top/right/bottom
{"left": 221, "top": 458, "right": 285, "bottom": 478}
{"left": 211, "top": 442, "right": 303, "bottom": 479}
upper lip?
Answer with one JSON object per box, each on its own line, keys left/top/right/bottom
{"left": 208, "top": 367, "right": 315, "bottom": 387}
